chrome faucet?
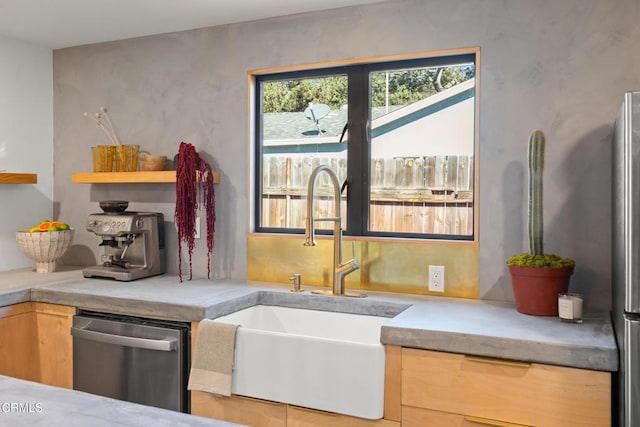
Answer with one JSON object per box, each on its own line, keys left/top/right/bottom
{"left": 304, "top": 165, "right": 363, "bottom": 297}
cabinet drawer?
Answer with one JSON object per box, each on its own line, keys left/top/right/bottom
{"left": 403, "top": 406, "right": 531, "bottom": 427}
{"left": 401, "top": 348, "right": 610, "bottom": 427}
{"left": 288, "top": 405, "right": 399, "bottom": 427}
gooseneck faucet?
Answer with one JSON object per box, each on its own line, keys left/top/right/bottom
{"left": 304, "top": 165, "right": 363, "bottom": 297}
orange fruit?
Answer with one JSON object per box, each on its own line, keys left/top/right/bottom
{"left": 38, "top": 221, "right": 52, "bottom": 231}
{"left": 50, "top": 221, "right": 63, "bottom": 228}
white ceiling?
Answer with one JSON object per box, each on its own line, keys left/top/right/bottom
{"left": 0, "top": 0, "right": 385, "bottom": 49}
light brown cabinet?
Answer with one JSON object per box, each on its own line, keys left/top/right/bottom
{"left": 384, "top": 345, "right": 402, "bottom": 422}
{"left": 401, "top": 348, "right": 611, "bottom": 427}
{"left": 0, "top": 302, "right": 74, "bottom": 388}
{"left": 191, "top": 392, "right": 287, "bottom": 427}
{"left": 402, "top": 406, "right": 531, "bottom": 427}
{"left": 287, "top": 406, "right": 399, "bottom": 427}
{"left": 190, "top": 394, "right": 400, "bottom": 427}
{"left": 33, "top": 302, "right": 74, "bottom": 388}
{"left": 0, "top": 303, "right": 38, "bottom": 381}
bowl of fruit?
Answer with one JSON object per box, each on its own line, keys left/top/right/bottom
{"left": 16, "top": 220, "right": 73, "bottom": 273}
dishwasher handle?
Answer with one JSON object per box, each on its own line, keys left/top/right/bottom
{"left": 71, "top": 325, "right": 177, "bottom": 352}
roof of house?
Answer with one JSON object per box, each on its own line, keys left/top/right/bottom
{"left": 262, "top": 78, "right": 475, "bottom": 153}
{"left": 263, "top": 106, "right": 403, "bottom": 141}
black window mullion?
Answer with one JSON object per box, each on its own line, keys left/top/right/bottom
{"left": 254, "top": 79, "right": 264, "bottom": 231}
{"left": 345, "top": 66, "right": 368, "bottom": 236}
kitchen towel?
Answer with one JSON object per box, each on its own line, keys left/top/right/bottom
{"left": 187, "top": 319, "right": 239, "bottom": 396}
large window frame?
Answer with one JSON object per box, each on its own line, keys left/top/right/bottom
{"left": 252, "top": 50, "right": 478, "bottom": 241}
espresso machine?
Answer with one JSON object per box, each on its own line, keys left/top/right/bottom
{"left": 83, "top": 201, "right": 166, "bottom": 281}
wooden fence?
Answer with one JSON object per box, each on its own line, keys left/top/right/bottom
{"left": 262, "top": 155, "right": 474, "bottom": 236}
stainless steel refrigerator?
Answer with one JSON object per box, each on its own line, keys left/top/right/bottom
{"left": 613, "top": 91, "right": 640, "bottom": 427}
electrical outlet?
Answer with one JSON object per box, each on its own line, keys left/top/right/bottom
{"left": 428, "top": 265, "right": 445, "bottom": 292}
{"left": 195, "top": 216, "right": 201, "bottom": 239}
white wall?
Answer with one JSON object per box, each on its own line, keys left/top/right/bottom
{"left": 0, "top": 35, "right": 53, "bottom": 271}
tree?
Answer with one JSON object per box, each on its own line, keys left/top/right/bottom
{"left": 263, "top": 76, "right": 347, "bottom": 113}
{"left": 262, "top": 65, "right": 475, "bottom": 113}
{"left": 370, "top": 66, "right": 474, "bottom": 107}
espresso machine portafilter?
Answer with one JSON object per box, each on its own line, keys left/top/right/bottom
{"left": 82, "top": 201, "right": 165, "bottom": 281}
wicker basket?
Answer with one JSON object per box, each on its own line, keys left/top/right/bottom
{"left": 16, "top": 229, "right": 74, "bottom": 273}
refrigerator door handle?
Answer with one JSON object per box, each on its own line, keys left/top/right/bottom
{"left": 623, "top": 318, "right": 640, "bottom": 426}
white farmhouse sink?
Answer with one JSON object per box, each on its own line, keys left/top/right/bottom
{"left": 213, "top": 304, "right": 388, "bottom": 420}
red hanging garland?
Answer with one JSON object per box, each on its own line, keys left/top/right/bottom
{"left": 175, "top": 141, "right": 216, "bottom": 282}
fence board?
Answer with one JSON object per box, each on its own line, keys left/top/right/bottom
{"left": 261, "top": 154, "right": 473, "bottom": 236}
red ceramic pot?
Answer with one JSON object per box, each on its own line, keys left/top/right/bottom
{"left": 508, "top": 265, "right": 574, "bottom": 316}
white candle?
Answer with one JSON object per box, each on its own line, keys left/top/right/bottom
{"left": 558, "top": 293, "right": 583, "bottom": 323}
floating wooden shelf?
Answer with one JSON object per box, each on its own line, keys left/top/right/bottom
{"left": 0, "top": 173, "right": 38, "bottom": 184}
{"left": 71, "top": 171, "right": 220, "bottom": 184}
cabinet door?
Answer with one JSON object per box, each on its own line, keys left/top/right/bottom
{"left": 402, "top": 348, "right": 610, "bottom": 427}
{"left": 0, "top": 303, "right": 37, "bottom": 381}
{"left": 33, "top": 303, "right": 75, "bottom": 388}
{"left": 191, "top": 392, "right": 286, "bottom": 427}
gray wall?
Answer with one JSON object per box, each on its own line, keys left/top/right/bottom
{"left": 0, "top": 35, "right": 53, "bottom": 271}
{"left": 53, "top": 0, "right": 640, "bottom": 310}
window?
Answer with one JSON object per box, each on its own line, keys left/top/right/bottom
{"left": 254, "top": 52, "right": 477, "bottom": 240}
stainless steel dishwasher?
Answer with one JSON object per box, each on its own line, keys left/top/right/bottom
{"left": 71, "top": 310, "right": 191, "bottom": 412}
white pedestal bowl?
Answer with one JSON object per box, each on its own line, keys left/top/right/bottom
{"left": 16, "top": 229, "right": 74, "bottom": 273}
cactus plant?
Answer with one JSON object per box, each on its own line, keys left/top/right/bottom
{"left": 528, "top": 130, "right": 545, "bottom": 256}
{"left": 506, "top": 130, "right": 574, "bottom": 268}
